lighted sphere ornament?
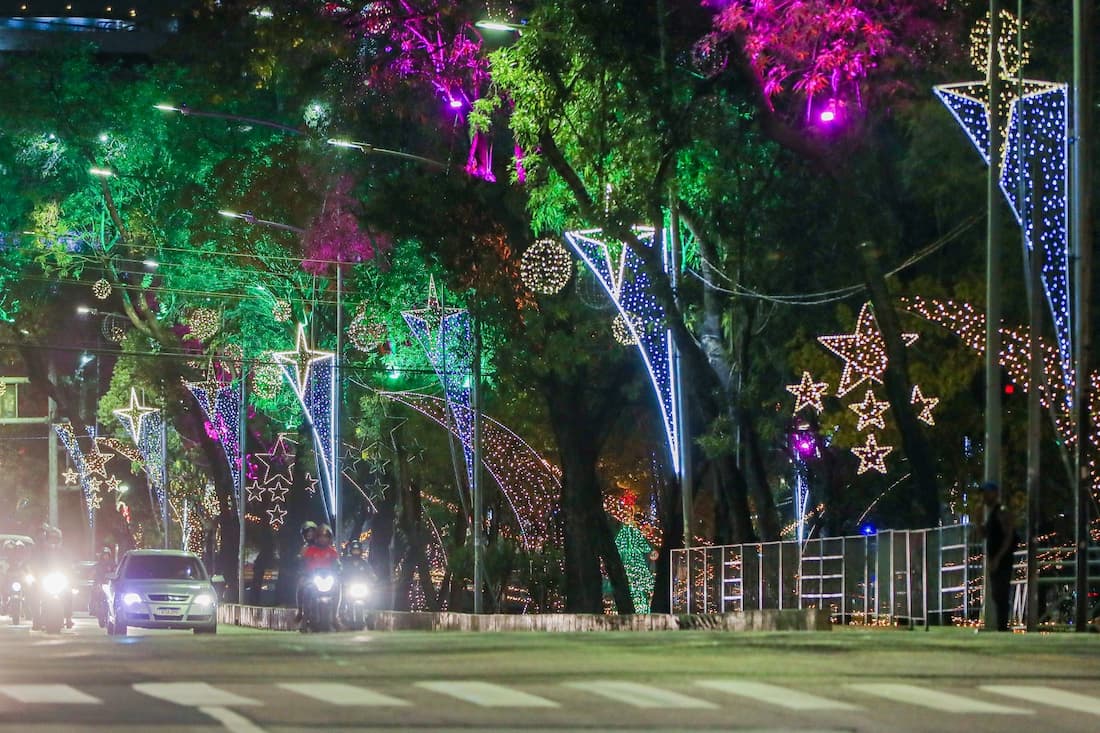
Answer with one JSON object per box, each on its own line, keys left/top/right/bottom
{"left": 252, "top": 359, "right": 284, "bottom": 400}
{"left": 520, "top": 238, "right": 572, "bottom": 295}
{"left": 92, "top": 278, "right": 112, "bottom": 300}
{"left": 348, "top": 315, "right": 387, "bottom": 352}
{"left": 272, "top": 300, "right": 292, "bottom": 323}
{"left": 186, "top": 307, "right": 220, "bottom": 342}
{"left": 611, "top": 312, "right": 642, "bottom": 346}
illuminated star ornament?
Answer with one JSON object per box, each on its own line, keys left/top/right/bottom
{"left": 934, "top": 11, "right": 1072, "bottom": 394}
{"left": 267, "top": 505, "right": 287, "bottom": 530}
{"left": 818, "top": 303, "right": 918, "bottom": 397}
{"left": 910, "top": 385, "right": 939, "bottom": 426}
{"left": 786, "top": 371, "right": 829, "bottom": 413}
{"left": 849, "top": 389, "right": 889, "bottom": 431}
{"left": 852, "top": 434, "right": 893, "bottom": 475}
{"left": 273, "top": 323, "right": 334, "bottom": 397}
{"left": 62, "top": 468, "right": 79, "bottom": 486}
{"left": 113, "top": 388, "right": 158, "bottom": 442}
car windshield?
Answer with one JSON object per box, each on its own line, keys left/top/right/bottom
{"left": 123, "top": 555, "right": 206, "bottom": 581}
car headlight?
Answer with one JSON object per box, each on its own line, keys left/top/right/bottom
{"left": 122, "top": 592, "right": 143, "bottom": 607}
{"left": 313, "top": 574, "right": 335, "bottom": 593}
{"left": 347, "top": 583, "right": 369, "bottom": 599}
{"left": 10, "top": 581, "right": 21, "bottom": 592}
{"left": 42, "top": 573, "right": 68, "bottom": 595}
{"left": 192, "top": 593, "right": 214, "bottom": 607}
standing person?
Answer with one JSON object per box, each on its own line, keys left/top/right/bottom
{"left": 980, "top": 482, "right": 1018, "bottom": 631}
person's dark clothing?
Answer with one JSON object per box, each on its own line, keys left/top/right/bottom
{"left": 985, "top": 504, "right": 1016, "bottom": 632}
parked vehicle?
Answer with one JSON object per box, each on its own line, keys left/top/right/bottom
{"left": 106, "top": 550, "right": 224, "bottom": 636}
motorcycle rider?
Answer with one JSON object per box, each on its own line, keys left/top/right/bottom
{"left": 299, "top": 524, "right": 340, "bottom": 631}
{"left": 32, "top": 526, "right": 73, "bottom": 630}
{"left": 294, "top": 521, "right": 320, "bottom": 622}
{"left": 1, "top": 541, "right": 30, "bottom": 620}
{"left": 91, "top": 547, "right": 115, "bottom": 615}
{"left": 342, "top": 540, "right": 369, "bottom": 575}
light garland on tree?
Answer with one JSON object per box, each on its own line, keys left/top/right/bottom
{"left": 818, "top": 303, "right": 919, "bottom": 397}
{"left": 186, "top": 307, "right": 221, "bottom": 342}
{"left": 910, "top": 385, "right": 939, "bottom": 426}
{"left": 934, "top": 11, "right": 1072, "bottom": 397}
{"left": 849, "top": 388, "right": 889, "bottom": 431}
{"left": 564, "top": 227, "right": 682, "bottom": 477}
{"left": 520, "top": 237, "right": 573, "bottom": 295}
{"left": 852, "top": 433, "right": 892, "bottom": 475}
{"left": 786, "top": 371, "right": 829, "bottom": 413}
{"left": 615, "top": 523, "right": 655, "bottom": 614}
{"left": 92, "top": 278, "right": 111, "bottom": 300}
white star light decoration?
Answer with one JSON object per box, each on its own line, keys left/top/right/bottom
{"left": 849, "top": 389, "right": 889, "bottom": 432}
{"left": 272, "top": 323, "right": 334, "bottom": 396}
{"left": 786, "top": 371, "right": 829, "bottom": 413}
{"left": 852, "top": 434, "right": 893, "bottom": 475}
{"left": 113, "top": 388, "right": 158, "bottom": 442}
{"left": 818, "top": 303, "right": 919, "bottom": 397}
{"left": 911, "top": 385, "right": 939, "bottom": 426}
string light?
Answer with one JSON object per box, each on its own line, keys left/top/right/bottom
{"left": 786, "top": 371, "right": 829, "bottom": 414}
{"left": 969, "top": 10, "right": 1030, "bottom": 82}
{"left": 267, "top": 505, "right": 287, "bottom": 530}
{"left": 849, "top": 388, "right": 889, "bottom": 431}
{"left": 852, "top": 433, "right": 892, "bottom": 475}
{"left": 615, "top": 523, "right": 655, "bottom": 614}
{"left": 611, "top": 312, "right": 642, "bottom": 346}
{"left": 272, "top": 300, "right": 292, "bottom": 323}
{"left": 519, "top": 237, "right": 573, "bottom": 295}
{"left": 92, "top": 278, "right": 111, "bottom": 300}
{"left": 564, "top": 227, "right": 681, "bottom": 476}
{"left": 347, "top": 312, "right": 387, "bottom": 352}
{"left": 112, "top": 387, "right": 166, "bottom": 521}
{"left": 252, "top": 359, "right": 284, "bottom": 400}
{"left": 186, "top": 307, "right": 221, "bottom": 342}
{"left": 184, "top": 377, "right": 243, "bottom": 491}
{"left": 62, "top": 468, "right": 79, "bottom": 486}
{"left": 818, "top": 303, "right": 919, "bottom": 397}
{"left": 910, "top": 385, "right": 939, "bottom": 426}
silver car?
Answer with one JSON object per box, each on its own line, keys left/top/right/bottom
{"left": 106, "top": 550, "right": 223, "bottom": 635}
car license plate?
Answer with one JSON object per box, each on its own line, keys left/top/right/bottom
{"left": 156, "top": 606, "right": 182, "bottom": 615}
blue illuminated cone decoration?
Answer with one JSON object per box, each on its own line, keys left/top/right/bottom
{"left": 563, "top": 228, "right": 681, "bottom": 475}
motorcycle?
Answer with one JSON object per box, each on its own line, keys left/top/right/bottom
{"left": 300, "top": 571, "right": 339, "bottom": 632}
{"left": 3, "top": 576, "right": 26, "bottom": 624}
{"left": 340, "top": 574, "right": 370, "bottom": 631}
{"left": 89, "top": 583, "right": 109, "bottom": 628}
{"left": 35, "top": 571, "right": 70, "bottom": 634}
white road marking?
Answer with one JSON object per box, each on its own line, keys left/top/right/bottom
{"left": 278, "top": 682, "right": 409, "bottom": 707}
{"left": 199, "top": 706, "right": 268, "bottom": 733}
{"left": 566, "top": 680, "right": 718, "bottom": 709}
{"left": 0, "top": 684, "right": 101, "bottom": 704}
{"left": 132, "top": 682, "right": 259, "bottom": 707}
{"left": 848, "top": 683, "right": 1032, "bottom": 714}
{"left": 416, "top": 681, "right": 559, "bottom": 707}
{"left": 982, "top": 685, "right": 1100, "bottom": 716}
{"left": 696, "top": 679, "right": 860, "bottom": 711}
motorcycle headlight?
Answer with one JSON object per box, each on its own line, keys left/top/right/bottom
{"left": 313, "top": 574, "right": 335, "bottom": 593}
{"left": 24, "top": 574, "right": 35, "bottom": 585}
{"left": 42, "top": 573, "right": 68, "bottom": 595}
{"left": 10, "top": 581, "right": 21, "bottom": 592}
{"left": 348, "top": 583, "right": 369, "bottom": 599}
{"left": 192, "top": 593, "right": 214, "bottom": 607}
{"left": 123, "top": 592, "right": 143, "bottom": 607}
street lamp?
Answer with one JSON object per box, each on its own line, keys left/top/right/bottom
{"left": 474, "top": 19, "right": 525, "bottom": 32}
{"left": 325, "top": 138, "right": 447, "bottom": 169}
{"left": 218, "top": 210, "right": 305, "bottom": 235}
{"left": 155, "top": 103, "right": 306, "bottom": 137}
{"left": 88, "top": 167, "right": 114, "bottom": 178}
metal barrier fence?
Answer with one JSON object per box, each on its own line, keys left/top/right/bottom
{"left": 671, "top": 525, "right": 1100, "bottom": 625}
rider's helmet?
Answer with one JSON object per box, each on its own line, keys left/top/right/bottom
{"left": 44, "top": 526, "right": 62, "bottom": 548}
{"left": 347, "top": 540, "right": 363, "bottom": 557}
{"left": 300, "top": 521, "right": 318, "bottom": 542}
{"left": 317, "top": 524, "right": 333, "bottom": 542}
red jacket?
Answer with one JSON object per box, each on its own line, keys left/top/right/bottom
{"left": 302, "top": 545, "right": 338, "bottom": 572}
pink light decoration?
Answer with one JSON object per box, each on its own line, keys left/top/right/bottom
{"left": 302, "top": 175, "right": 390, "bottom": 274}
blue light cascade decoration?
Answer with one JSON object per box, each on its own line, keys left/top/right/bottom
{"left": 112, "top": 389, "right": 167, "bottom": 528}
{"left": 563, "top": 228, "right": 681, "bottom": 475}
{"left": 934, "top": 79, "right": 1072, "bottom": 395}
{"left": 185, "top": 378, "right": 243, "bottom": 499}
{"left": 401, "top": 277, "right": 476, "bottom": 493}
{"left": 53, "top": 424, "right": 96, "bottom": 525}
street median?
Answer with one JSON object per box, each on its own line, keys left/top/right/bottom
{"left": 217, "top": 604, "right": 830, "bottom": 632}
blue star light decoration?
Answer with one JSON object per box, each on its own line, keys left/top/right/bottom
{"left": 185, "top": 376, "right": 243, "bottom": 492}
{"left": 113, "top": 388, "right": 167, "bottom": 525}
{"left": 272, "top": 324, "right": 337, "bottom": 523}
{"left": 401, "top": 276, "right": 477, "bottom": 493}
{"left": 934, "top": 26, "right": 1071, "bottom": 395}
{"left": 563, "top": 227, "right": 681, "bottom": 476}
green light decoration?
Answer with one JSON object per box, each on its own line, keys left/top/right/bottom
{"left": 615, "top": 523, "right": 655, "bottom": 614}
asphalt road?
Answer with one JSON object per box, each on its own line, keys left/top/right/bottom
{"left": 1, "top": 614, "right": 1100, "bottom": 733}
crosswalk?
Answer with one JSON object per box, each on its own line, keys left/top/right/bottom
{"left": 0, "top": 679, "right": 1098, "bottom": 718}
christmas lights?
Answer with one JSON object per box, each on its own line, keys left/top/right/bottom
{"left": 184, "top": 377, "right": 243, "bottom": 491}
{"left": 272, "top": 300, "right": 292, "bottom": 323}
{"left": 852, "top": 433, "right": 892, "bottom": 475}
{"left": 849, "top": 388, "right": 889, "bottom": 431}
{"left": 786, "top": 371, "right": 829, "bottom": 414}
{"left": 818, "top": 303, "right": 918, "bottom": 397}
{"left": 910, "top": 385, "right": 939, "bottom": 426}
{"left": 564, "top": 227, "right": 682, "bottom": 476}
{"left": 112, "top": 388, "right": 166, "bottom": 525}
{"left": 347, "top": 310, "right": 387, "bottom": 352}
{"left": 252, "top": 359, "right": 284, "bottom": 400}
{"left": 520, "top": 238, "right": 573, "bottom": 295}
{"left": 934, "top": 13, "right": 1072, "bottom": 394}
{"left": 93, "top": 278, "right": 111, "bottom": 300}
{"left": 381, "top": 390, "right": 560, "bottom": 549}
{"left": 611, "top": 312, "right": 642, "bottom": 346}
{"left": 186, "top": 307, "right": 221, "bottom": 342}
{"left": 615, "top": 523, "right": 655, "bottom": 614}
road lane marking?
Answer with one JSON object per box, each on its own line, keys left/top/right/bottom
{"left": 847, "top": 683, "right": 1032, "bottom": 714}
{"left": 416, "top": 681, "right": 559, "bottom": 707}
{"left": 0, "top": 684, "right": 101, "bottom": 704}
{"left": 278, "top": 682, "right": 409, "bottom": 707}
{"left": 199, "top": 706, "right": 268, "bottom": 733}
{"left": 696, "top": 680, "right": 860, "bottom": 711}
{"left": 982, "top": 685, "right": 1100, "bottom": 716}
{"left": 565, "top": 680, "right": 718, "bottom": 709}
{"left": 132, "top": 682, "right": 259, "bottom": 707}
